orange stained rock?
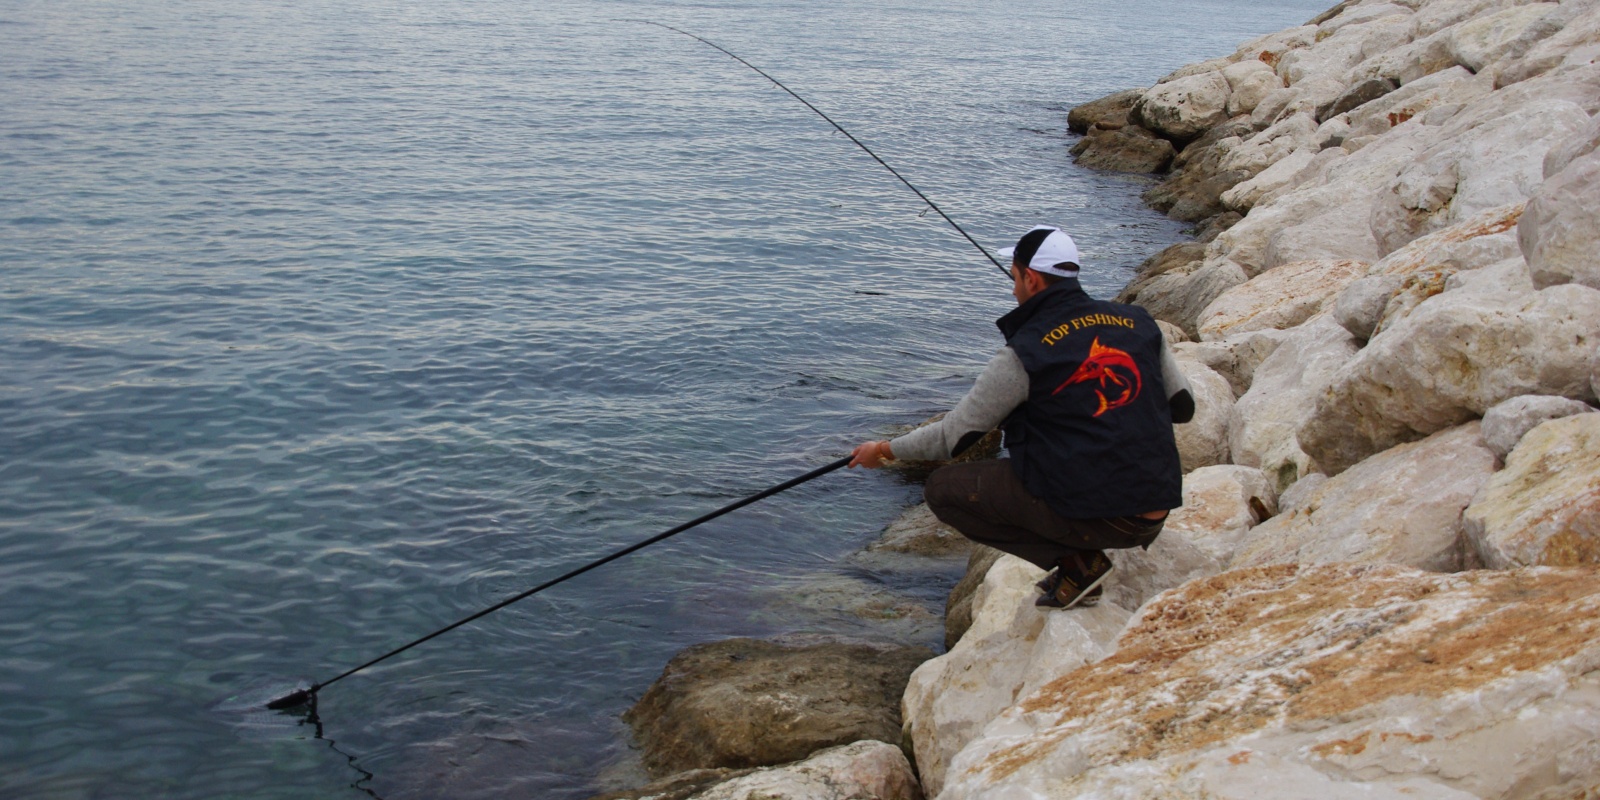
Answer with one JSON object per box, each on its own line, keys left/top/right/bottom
{"left": 980, "top": 563, "right": 1600, "bottom": 781}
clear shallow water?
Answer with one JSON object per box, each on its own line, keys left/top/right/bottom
{"left": 2, "top": 0, "right": 1330, "bottom": 796}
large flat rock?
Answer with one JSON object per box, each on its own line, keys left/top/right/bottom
{"left": 900, "top": 556, "right": 1130, "bottom": 798}
{"left": 939, "top": 562, "right": 1600, "bottom": 799}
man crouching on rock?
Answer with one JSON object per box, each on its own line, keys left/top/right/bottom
{"left": 850, "top": 225, "right": 1195, "bottom": 609}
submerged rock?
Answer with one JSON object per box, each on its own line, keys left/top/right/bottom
{"left": 939, "top": 562, "right": 1600, "bottom": 799}
{"left": 863, "top": 502, "right": 970, "bottom": 559}
{"left": 623, "top": 637, "right": 931, "bottom": 778}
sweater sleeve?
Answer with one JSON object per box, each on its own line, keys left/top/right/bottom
{"left": 888, "top": 347, "right": 1029, "bottom": 461}
{"left": 1160, "top": 339, "right": 1196, "bottom": 424}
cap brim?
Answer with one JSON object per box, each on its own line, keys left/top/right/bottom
{"left": 996, "top": 246, "right": 1015, "bottom": 258}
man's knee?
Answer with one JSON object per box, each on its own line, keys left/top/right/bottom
{"left": 924, "top": 463, "right": 976, "bottom": 519}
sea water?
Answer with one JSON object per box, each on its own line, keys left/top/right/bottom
{"left": 2, "top": 0, "right": 1330, "bottom": 796}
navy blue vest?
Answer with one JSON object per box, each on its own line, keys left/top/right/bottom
{"left": 997, "top": 279, "right": 1183, "bottom": 519}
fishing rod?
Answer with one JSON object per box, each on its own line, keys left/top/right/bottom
{"left": 625, "top": 19, "right": 1011, "bottom": 280}
{"left": 265, "top": 455, "right": 851, "bottom": 710}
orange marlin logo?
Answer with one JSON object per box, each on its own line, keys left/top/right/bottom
{"left": 1052, "top": 338, "right": 1142, "bottom": 417}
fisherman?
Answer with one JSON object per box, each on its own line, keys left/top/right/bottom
{"left": 850, "top": 225, "right": 1194, "bottom": 609}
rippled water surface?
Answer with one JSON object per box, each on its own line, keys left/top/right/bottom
{"left": 3, "top": 0, "right": 1330, "bottom": 796}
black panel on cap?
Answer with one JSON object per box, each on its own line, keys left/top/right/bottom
{"left": 1009, "top": 227, "right": 1056, "bottom": 269}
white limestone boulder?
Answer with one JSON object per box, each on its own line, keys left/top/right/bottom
{"left": 1221, "top": 146, "right": 1317, "bottom": 212}
{"left": 1131, "top": 70, "right": 1231, "bottom": 142}
{"left": 1480, "top": 394, "right": 1597, "bottom": 459}
{"left": 1172, "top": 327, "right": 1292, "bottom": 398}
{"left": 1232, "top": 25, "right": 1318, "bottom": 67}
{"left": 1494, "top": 1, "right": 1600, "bottom": 86}
{"left": 1127, "top": 258, "right": 1248, "bottom": 338}
{"left": 1299, "top": 278, "right": 1600, "bottom": 475}
{"left": 1369, "top": 201, "right": 1525, "bottom": 278}
{"left": 900, "top": 556, "right": 1130, "bottom": 799}
{"left": 1370, "top": 251, "right": 1532, "bottom": 343}
{"left": 1229, "top": 422, "right": 1495, "bottom": 572}
{"left": 1155, "top": 319, "right": 1188, "bottom": 344}
{"left": 1213, "top": 121, "right": 1434, "bottom": 276}
{"left": 1322, "top": 2, "right": 1413, "bottom": 33}
{"left": 1198, "top": 258, "right": 1367, "bottom": 341}
{"left": 1281, "top": 13, "right": 1411, "bottom": 87}
{"left": 1333, "top": 274, "right": 1405, "bottom": 342}
{"left": 937, "top": 562, "right": 1600, "bottom": 800}
{"left": 1347, "top": 25, "right": 1460, "bottom": 85}
{"left": 1222, "top": 59, "right": 1280, "bottom": 117}
{"left": 1411, "top": 0, "right": 1529, "bottom": 39}
{"left": 693, "top": 740, "right": 923, "bottom": 800}
{"left": 1466, "top": 413, "right": 1600, "bottom": 568}
{"left": 1252, "top": 76, "right": 1347, "bottom": 127}
{"left": 1221, "top": 112, "right": 1320, "bottom": 178}
{"left": 1450, "top": 3, "right": 1561, "bottom": 73}
{"left": 1107, "top": 464, "right": 1276, "bottom": 611}
{"left": 1344, "top": 66, "right": 1492, "bottom": 140}
{"left": 1370, "top": 98, "right": 1590, "bottom": 254}
{"left": 1172, "top": 358, "right": 1234, "bottom": 473}
{"left": 1230, "top": 314, "right": 1359, "bottom": 490}
{"left": 1521, "top": 133, "right": 1600, "bottom": 290}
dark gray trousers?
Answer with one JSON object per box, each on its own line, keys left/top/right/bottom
{"left": 924, "top": 459, "right": 1164, "bottom": 571}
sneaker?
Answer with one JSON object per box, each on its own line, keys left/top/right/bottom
{"left": 1034, "top": 552, "right": 1112, "bottom": 609}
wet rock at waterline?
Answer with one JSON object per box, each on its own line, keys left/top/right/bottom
{"left": 862, "top": 502, "right": 971, "bottom": 559}
{"left": 592, "top": 742, "right": 922, "bottom": 800}
{"left": 1069, "top": 124, "right": 1176, "bottom": 173}
{"left": 1066, "top": 88, "right": 1142, "bottom": 135}
{"left": 943, "top": 545, "right": 1004, "bottom": 650}
{"left": 622, "top": 637, "right": 931, "bottom": 778}
{"left": 589, "top": 768, "right": 757, "bottom": 800}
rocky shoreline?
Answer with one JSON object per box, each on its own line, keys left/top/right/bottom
{"left": 594, "top": 0, "right": 1600, "bottom": 796}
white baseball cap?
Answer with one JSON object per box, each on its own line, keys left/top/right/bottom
{"left": 997, "top": 225, "right": 1081, "bottom": 278}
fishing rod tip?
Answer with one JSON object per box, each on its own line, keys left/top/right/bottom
{"left": 265, "top": 687, "right": 315, "bottom": 711}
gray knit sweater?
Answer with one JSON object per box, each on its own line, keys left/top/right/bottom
{"left": 888, "top": 342, "right": 1193, "bottom": 462}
